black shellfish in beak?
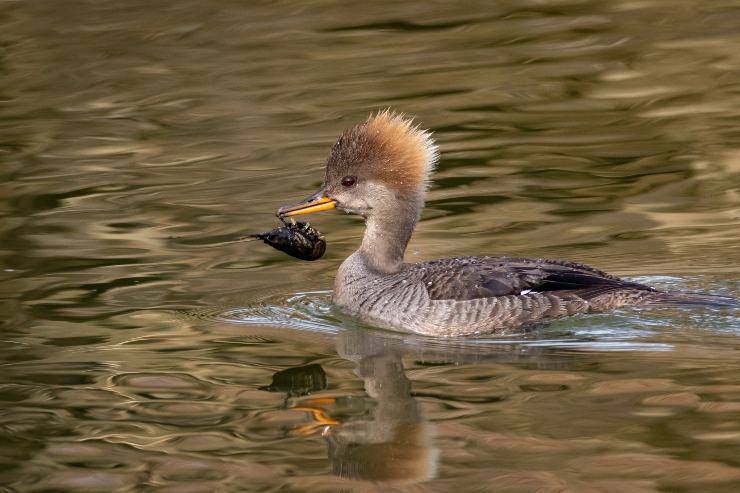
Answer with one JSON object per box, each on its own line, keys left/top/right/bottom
{"left": 250, "top": 220, "right": 326, "bottom": 261}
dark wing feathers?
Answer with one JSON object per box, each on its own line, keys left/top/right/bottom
{"left": 414, "top": 256, "right": 653, "bottom": 302}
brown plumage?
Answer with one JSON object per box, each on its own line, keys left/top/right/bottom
{"left": 324, "top": 110, "right": 438, "bottom": 197}
{"left": 278, "top": 111, "right": 733, "bottom": 336}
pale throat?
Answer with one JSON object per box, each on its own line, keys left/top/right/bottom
{"left": 358, "top": 195, "right": 423, "bottom": 274}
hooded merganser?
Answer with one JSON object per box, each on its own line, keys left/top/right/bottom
{"left": 277, "top": 111, "right": 717, "bottom": 336}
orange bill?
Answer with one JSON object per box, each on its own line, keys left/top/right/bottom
{"left": 278, "top": 195, "right": 336, "bottom": 217}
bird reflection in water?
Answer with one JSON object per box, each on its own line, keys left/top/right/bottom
{"left": 263, "top": 329, "right": 438, "bottom": 485}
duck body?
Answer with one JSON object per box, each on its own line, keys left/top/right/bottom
{"left": 278, "top": 111, "right": 726, "bottom": 337}
{"left": 333, "top": 251, "right": 659, "bottom": 336}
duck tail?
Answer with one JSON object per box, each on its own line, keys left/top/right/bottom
{"left": 646, "top": 291, "right": 738, "bottom": 308}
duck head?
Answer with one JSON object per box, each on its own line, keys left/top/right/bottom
{"left": 278, "top": 111, "right": 438, "bottom": 273}
{"left": 278, "top": 110, "right": 438, "bottom": 222}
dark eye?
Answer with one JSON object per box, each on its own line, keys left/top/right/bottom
{"left": 341, "top": 175, "right": 357, "bottom": 188}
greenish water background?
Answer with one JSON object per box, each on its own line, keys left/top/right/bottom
{"left": 1, "top": 1, "right": 739, "bottom": 491}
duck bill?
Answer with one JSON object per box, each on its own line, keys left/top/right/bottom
{"left": 277, "top": 193, "right": 336, "bottom": 218}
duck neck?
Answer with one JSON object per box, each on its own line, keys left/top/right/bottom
{"left": 359, "top": 198, "right": 421, "bottom": 275}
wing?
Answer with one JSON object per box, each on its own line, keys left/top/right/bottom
{"left": 411, "top": 256, "right": 652, "bottom": 301}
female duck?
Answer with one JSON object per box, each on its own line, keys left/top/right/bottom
{"left": 278, "top": 111, "right": 703, "bottom": 337}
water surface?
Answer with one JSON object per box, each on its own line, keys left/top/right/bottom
{"left": 1, "top": 1, "right": 739, "bottom": 491}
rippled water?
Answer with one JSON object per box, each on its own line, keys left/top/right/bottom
{"left": 1, "top": 1, "right": 739, "bottom": 491}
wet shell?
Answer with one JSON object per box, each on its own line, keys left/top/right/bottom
{"left": 251, "top": 221, "right": 326, "bottom": 261}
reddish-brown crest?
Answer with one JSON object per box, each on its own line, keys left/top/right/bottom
{"left": 326, "top": 110, "right": 438, "bottom": 195}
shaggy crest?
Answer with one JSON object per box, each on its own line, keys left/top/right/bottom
{"left": 326, "top": 110, "right": 439, "bottom": 195}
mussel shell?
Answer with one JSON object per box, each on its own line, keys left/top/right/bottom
{"left": 251, "top": 221, "right": 326, "bottom": 261}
